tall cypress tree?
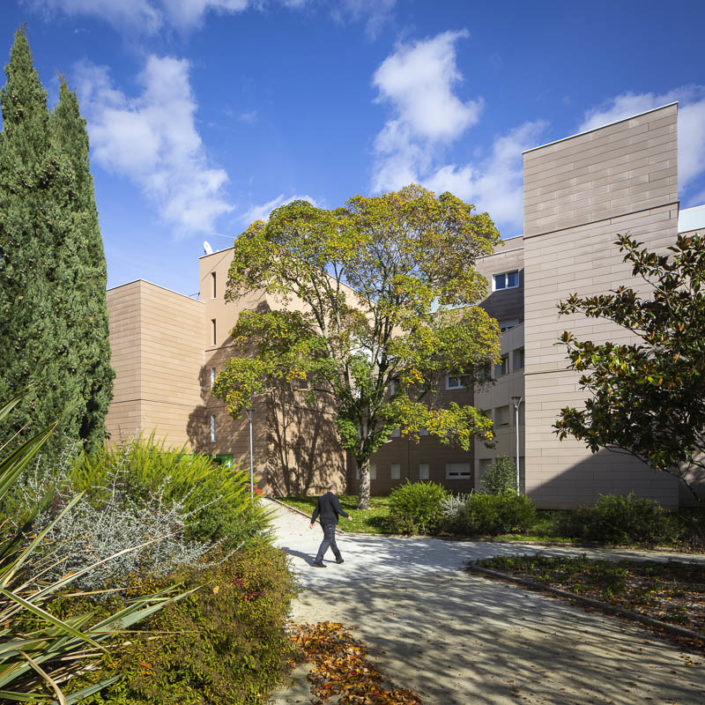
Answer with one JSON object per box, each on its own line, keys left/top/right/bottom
{"left": 0, "top": 26, "right": 60, "bottom": 445}
{"left": 0, "top": 27, "right": 113, "bottom": 454}
{"left": 51, "top": 79, "right": 114, "bottom": 453}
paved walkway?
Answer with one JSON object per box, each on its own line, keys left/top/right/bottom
{"left": 267, "top": 500, "right": 705, "bottom": 704}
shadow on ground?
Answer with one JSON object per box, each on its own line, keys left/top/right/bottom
{"left": 270, "top": 503, "right": 705, "bottom": 705}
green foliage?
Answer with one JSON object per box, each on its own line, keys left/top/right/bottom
{"left": 442, "top": 491, "right": 536, "bottom": 536}
{"left": 50, "top": 79, "right": 114, "bottom": 453}
{"left": 556, "top": 232, "right": 705, "bottom": 500}
{"left": 0, "top": 28, "right": 113, "bottom": 458}
{"left": 558, "top": 492, "right": 679, "bottom": 547}
{"left": 0, "top": 394, "right": 185, "bottom": 703}
{"left": 216, "top": 185, "right": 501, "bottom": 508}
{"left": 69, "top": 542, "right": 297, "bottom": 705}
{"left": 387, "top": 481, "right": 450, "bottom": 534}
{"left": 480, "top": 456, "right": 516, "bottom": 495}
{"left": 69, "top": 436, "right": 270, "bottom": 547}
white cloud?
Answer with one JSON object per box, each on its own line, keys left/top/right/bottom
{"left": 371, "top": 31, "right": 537, "bottom": 232}
{"left": 242, "top": 193, "right": 318, "bottom": 224}
{"left": 332, "top": 0, "right": 396, "bottom": 39}
{"left": 27, "top": 0, "right": 163, "bottom": 32}
{"left": 423, "top": 121, "right": 546, "bottom": 229}
{"left": 239, "top": 110, "right": 258, "bottom": 123}
{"left": 75, "top": 55, "right": 233, "bottom": 236}
{"left": 28, "top": 0, "right": 315, "bottom": 32}
{"left": 373, "top": 30, "right": 481, "bottom": 143}
{"left": 372, "top": 31, "right": 484, "bottom": 194}
{"left": 579, "top": 87, "right": 705, "bottom": 199}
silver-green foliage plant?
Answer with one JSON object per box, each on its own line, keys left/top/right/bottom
{"left": 69, "top": 435, "right": 271, "bottom": 548}
{"left": 16, "top": 465, "right": 219, "bottom": 591}
{"left": 480, "top": 456, "right": 516, "bottom": 495}
{"left": 441, "top": 490, "right": 536, "bottom": 536}
{"left": 0, "top": 393, "right": 191, "bottom": 703}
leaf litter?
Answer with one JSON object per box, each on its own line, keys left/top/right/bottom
{"left": 291, "top": 621, "right": 423, "bottom": 705}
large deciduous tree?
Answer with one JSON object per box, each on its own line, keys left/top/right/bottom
{"left": 555, "top": 233, "right": 705, "bottom": 501}
{"left": 213, "top": 185, "right": 501, "bottom": 508}
{"left": 0, "top": 27, "right": 113, "bottom": 453}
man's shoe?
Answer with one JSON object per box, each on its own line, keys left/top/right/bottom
{"left": 335, "top": 558, "right": 344, "bottom": 564}
{"left": 312, "top": 561, "right": 326, "bottom": 568}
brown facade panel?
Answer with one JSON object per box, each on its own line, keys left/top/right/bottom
{"left": 524, "top": 105, "right": 677, "bottom": 237}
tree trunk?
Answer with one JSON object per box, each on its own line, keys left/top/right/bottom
{"left": 357, "top": 457, "right": 371, "bottom": 510}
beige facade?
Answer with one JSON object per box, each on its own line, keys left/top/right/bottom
{"left": 106, "top": 102, "right": 703, "bottom": 507}
{"left": 106, "top": 280, "right": 205, "bottom": 447}
{"left": 523, "top": 103, "right": 682, "bottom": 508}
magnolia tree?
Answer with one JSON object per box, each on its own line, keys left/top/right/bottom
{"left": 555, "top": 233, "right": 705, "bottom": 501}
{"left": 213, "top": 185, "right": 501, "bottom": 509}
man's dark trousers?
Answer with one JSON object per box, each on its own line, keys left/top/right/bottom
{"left": 314, "top": 522, "right": 342, "bottom": 564}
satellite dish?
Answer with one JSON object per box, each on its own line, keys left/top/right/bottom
{"left": 203, "top": 241, "right": 214, "bottom": 255}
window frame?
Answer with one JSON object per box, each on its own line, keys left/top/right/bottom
{"left": 492, "top": 270, "right": 519, "bottom": 291}
{"left": 446, "top": 372, "right": 471, "bottom": 390}
{"left": 445, "top": 462, "right": 471, "bottom": 480}
{"left": 494, "top": 353, "right": 509, "bottom": 378}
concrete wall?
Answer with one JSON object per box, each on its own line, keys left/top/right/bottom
{"left": 522, "top": 104, "right": 681, "bottom": 508}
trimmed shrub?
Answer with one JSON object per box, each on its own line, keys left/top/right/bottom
{"left": 480, "top": 456, "right": 517, "bottom": 495}
{"left": 66, "top": 542, "right": 297, "bottom": 705}
{"left": 387, "top": 481, "right": 450, "bottom": 534}
{"left": 442, "top": 491, "right": 536, "bottom": 536}
{"left": 558, "top": 492, "right": 679, "bottom": 546}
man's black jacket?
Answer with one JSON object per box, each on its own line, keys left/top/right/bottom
{"left": 310, "top": 491, "right": 349, "bottom": 525}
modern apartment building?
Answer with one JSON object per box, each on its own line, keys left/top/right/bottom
{"left": 105, "top": 102, "right": 704, "bottom": 508}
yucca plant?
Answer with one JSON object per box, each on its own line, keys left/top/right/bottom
{"left": 0, "top": 393, "right": 193, "bottom": 703}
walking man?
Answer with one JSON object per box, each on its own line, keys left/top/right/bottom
{"left": 309, "top": 484, "right": 353, "bottom": 567}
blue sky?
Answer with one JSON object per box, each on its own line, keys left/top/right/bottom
{"left": 2, "top": 0, "right": 704, "bottom": 295}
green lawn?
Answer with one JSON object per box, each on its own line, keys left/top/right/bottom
{"left": 279, "top": 494, "right": 393, "bottom": 534}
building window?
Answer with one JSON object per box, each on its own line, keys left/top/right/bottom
{"left": 447, "top": 373, "right": 471, "bottom": 389}
{"left": 478, "top": 458, "right": 493, "bottom": 477}
{"left": 419, "top": 426, "right": 429, "bottom": 436}
{"left": 210, "top": 414, "right": 216, "bottom": 442}
{"left": 211, "top": 319, "right": 216, "bottom": 345}
{"left": 391, "top": 463, "right": 400, "bottom": 480}
{"left": 370, "top": 464, "right": 377, "bottom": 481}
{"left": 418, "top": 463, "right": 429, "bottom": 480}
{"left": 493, "top": 270, "right": 519, "bottom": 291}
{"left": 513, "top": 347, "right": 525, "bottom": 370}
{"left": 498, "top": 319, "right": 519, "bottom": 332}
{"left": 389, "top": 378, "right": 400, "bottom": 396}
{"left": 495, "top": 405, "right": 510, "bottom": 426}
{"left": 445, "top": 462, "right": 470, "bottom": 480}
{"left": 211, "top": 272, "right": 217, "bottom": 299}
{"left": 391, "top": 427, "right": 401, "bottom": 438}
{"left": 494, "top": 354, "right": 509, "bottom": 377}
{"left": 210, "top": 367, "right": 216, "bottom": 389}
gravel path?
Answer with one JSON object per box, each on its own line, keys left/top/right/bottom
{"left": 267, "top": 499, "right": 705, "bottom": 705}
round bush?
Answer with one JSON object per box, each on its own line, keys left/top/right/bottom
{"left": 387, "top": 481, "right": 450, "bottom": 535}
{"left": 559, "top": 492, "right": 678, "bottom": 546}
{"left": 442, "top": 491, "right": 536, "bottom": 536}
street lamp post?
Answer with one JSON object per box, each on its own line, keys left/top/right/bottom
{"left": 246, "top": 407, "right": 254, "bottom": 499}
{"left": 511, "top": 396, "right": 523, "bottom": 495}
